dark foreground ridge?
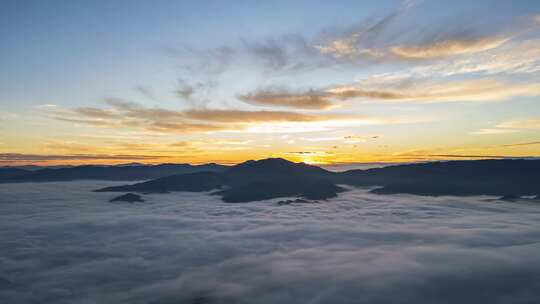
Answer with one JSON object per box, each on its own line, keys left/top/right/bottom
{"left": 338, "top": 159, "right": 540, "bottom": 197}
{"left": 93, "top": 158, "right": 540, "bottom": 202}
{"left": 96, "top": 158, "right": 345, "bottom": 202}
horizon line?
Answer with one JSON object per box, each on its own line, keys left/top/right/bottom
{"left": 1, "top": 155, "right": 539, "bottom": 168}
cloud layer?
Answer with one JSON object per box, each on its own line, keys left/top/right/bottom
{"left": 47, "top": 99, "right": 354, "bottom": 134}
{"left": 241, "top": 79, "right": 540, "bottom": 109}
{"left": 1, "top": 182, "right": 540, "bottom": 303}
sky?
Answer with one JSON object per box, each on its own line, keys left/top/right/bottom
{"left": 1, "top": 0, "right": 539, "bottom": 165}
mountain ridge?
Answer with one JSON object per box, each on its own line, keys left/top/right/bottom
{"left": 2, "top": 158, "right": 539, "bottom": 202}
{"left": 94, "top": 158, "right": 540, "bottom": 202}
{"left": 0, "top": 163, "right": 228, "bottom": 183}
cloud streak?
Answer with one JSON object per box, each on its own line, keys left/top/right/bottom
{"left": 389, "top": 36, "right": 510, "bottom": 60}
{"left": 496, "top": 118, "right": 540, "bottom": 130}
{"left": 473, "top": 118, "right": 540, "bottom": 135}
{"left": 45, "top": 99, "right": 380, "bottom": 135}
{"left": 243, "top": 79, "right": 540, "bottom": 108}
{"left": 239, "top": 89, "right": 335, "bottom": 110}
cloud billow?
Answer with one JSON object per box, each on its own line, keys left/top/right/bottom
{"left": 2, "top": 183, "right": 540, "bottom": 303}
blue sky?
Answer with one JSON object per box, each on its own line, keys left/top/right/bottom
{"left": 1, "top": 0, "right": 539, "bottom": 165}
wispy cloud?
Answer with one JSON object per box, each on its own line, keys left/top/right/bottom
{"left": 501, "top": 141, "right": 540, "bottom": 148}
{"left": 317, "top": 30, "right": 512, "bottom": 62}
{"left": 45, "top": 99, "right": 393, "bottom": 135}
{"left": 0, "top": 112, "right": 18, "bottom": 121}
{"left": 473, "top": 118, "right": 540, "bottom": 135}
{"left": 470, "top": 128, "right": 517, "bottom": 135}
{"left": 372, "top": 39, "right": 540, "bottom": 80}
{"left": 496, "top": 118, "right": 540, "bottom": 129}
{"left": 239, "top": 89, "right": 335, "bottom": 110}
{"left": 335, "top": 78, "right": 540, "bottom": 103}
{"left": 156, "top": 2, "right": 538, "bottom": 116}
{"left": 183, "top": 109, "right": 329, "bottom": 123}
{"left": 389, "top": 36, "right": 510, "bottom": 60}
{"left": 249, "top": 79, "right": 540, "bottom": 107}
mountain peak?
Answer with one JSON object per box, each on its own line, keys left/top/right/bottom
{"left": 239, "top": 157, "right": 293, "bottom": 165}
{"left": 228, "top": 158, "right": 329, "bottom": 176}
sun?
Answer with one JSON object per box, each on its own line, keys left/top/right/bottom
{"left": 296, "top": 154, "right": 330, "bottom": 165}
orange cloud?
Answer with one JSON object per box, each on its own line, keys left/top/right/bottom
{"left": 265, "top": 78, "right": 540, "bottom": 106}
{"left": 390, "top": 36, "right": 510, "bottom": 60}
{"left": 45, "top": 100, "right": 373, "bottom": 135}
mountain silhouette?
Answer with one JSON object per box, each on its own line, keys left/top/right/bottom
{"left": 339, "top": 159, "right": 540, "bottom": 196}
{"left": 96, "top": 171, "right": 226, "bottom": 193}
{"left": 0, "top": 163, "right": 227, "bottom": 183}
{"left": 0, "top": 168, "right": 29, "bottom": 180}
{"left": 109, "top": 193, "right": 144, "bottom": 203}
{"left": 227, "top": 158, "right": 330, "bottom": 177}
{"left": 95, "top": 158, "right": 343, "bottom": 202}
{"left": 3, "top": 158, "right": 539, "bottom": 202}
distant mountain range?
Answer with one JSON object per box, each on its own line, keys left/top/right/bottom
{"left": 2, "top": 158, "right": 539, "bottom": 202}
{"left": 337, "top": 159, "right": 540, "bottom": 196}
{"left": 0, "top": 163, "right": 227, "bottom": 183}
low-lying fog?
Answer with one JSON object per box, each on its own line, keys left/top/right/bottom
{"left": 1, "top": 181, "right": 540, "bottom": 303}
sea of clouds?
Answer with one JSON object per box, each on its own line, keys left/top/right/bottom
{"left": 1, "top": 181, "right": 540, "bottom": 303}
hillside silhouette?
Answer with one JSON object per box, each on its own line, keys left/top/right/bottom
{"left": 0, "top": 163, "right": 227, "bottom": 183}
{"left": 91, "top": 158, "right": 540, "bottom": 202}
{"left": 95, "top": 158, "right": 344, "bottom": 202}
{"left": 2, "top": 158, "right": 539, "bottom": 202}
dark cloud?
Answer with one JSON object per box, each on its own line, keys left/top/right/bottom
{"left": 135, "top": 86, "right": 159, "bottom": 101}
{"left": 176, "top": 82, "right": 195, "bottom": 101}
{"left": 242, "top": 34, "right": 319, "bottom": 71}
{"left": 175, "top": 79, "right": 219, "bottom": 107}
